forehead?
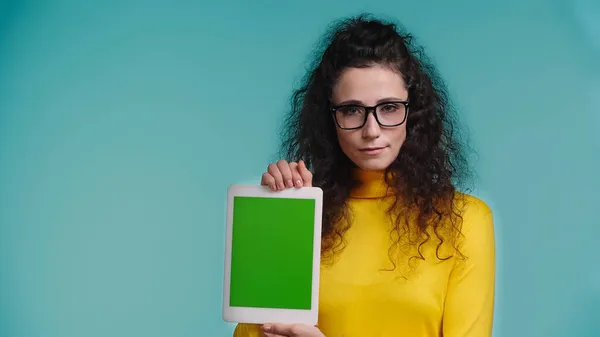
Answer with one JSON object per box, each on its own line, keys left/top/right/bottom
{"left": 332, "top": 65, "right": 408, "bottom": 104}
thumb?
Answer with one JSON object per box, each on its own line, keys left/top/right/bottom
{"left": 298, "top": 160, "right": 312, "bottom": 187}
{"left": 262, "top": 323, "right": 292, "bottom": 336}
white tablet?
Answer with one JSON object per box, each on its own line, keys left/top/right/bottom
{"left": 222, "top": 184, "right": 323, "bottom": 325}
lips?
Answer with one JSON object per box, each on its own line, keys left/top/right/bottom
{"left": 359, "top": 146, "right": 387, "bottom": 155}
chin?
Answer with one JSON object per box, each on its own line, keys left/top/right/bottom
{"left": 354, "top": 158, "right": 394, "bottom": 171}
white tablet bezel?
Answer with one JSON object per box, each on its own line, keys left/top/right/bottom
{"left": 222, "top": 184, "right": 323, "bottom": 325}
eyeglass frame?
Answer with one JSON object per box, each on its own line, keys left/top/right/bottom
{"left": 329, "top": 100, "right": 410, "bottom": 130}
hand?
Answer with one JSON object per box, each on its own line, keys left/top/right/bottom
{"left": 261, "top": 160, "right": 312, "bottom": 191}
{"left": 261, "top": 323, "right": 325, "bottom": 337}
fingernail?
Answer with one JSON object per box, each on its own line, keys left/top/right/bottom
{"left": 295, "top": 180, "right": 302, "bottom": 187}
{"left": 286, "top": 179, "right": 293, "bottom": 187}
{"left": 278, "top": 183, "right": 285, "bottom": 190}
{"left": 262, "top": 324, "right": 271, "bottom": 331}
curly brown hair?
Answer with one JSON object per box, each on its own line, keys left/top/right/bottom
{"left": 279, "top": 14, "right": 474, "bottom": 267}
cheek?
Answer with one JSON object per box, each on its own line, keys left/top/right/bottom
{"left": 390, "top": 127, "right": 407, "bottom": 149}
{"left": 335, "top": 129, "right": 357, "bottom": 152}
{"left": 335, "top": 128, "right": 348, "bottom": 146}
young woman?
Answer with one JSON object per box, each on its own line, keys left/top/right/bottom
{"left": 233, "top": 14, "right": 496, "bottom": 337}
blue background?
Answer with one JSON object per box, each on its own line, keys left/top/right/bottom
{"left": 1, "top": 0, "right": 599, "bottom": 336}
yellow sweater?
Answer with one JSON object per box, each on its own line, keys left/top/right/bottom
{"left": 233, "top": 170, "right": 496, "bottom": 337}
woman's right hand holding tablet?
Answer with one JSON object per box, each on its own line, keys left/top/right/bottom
{"left": 261, "top": 160, "right": 312, "bottom": 191}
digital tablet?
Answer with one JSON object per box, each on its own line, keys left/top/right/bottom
{"left": 222, "top": 184, "right": 323, "bottom": 325}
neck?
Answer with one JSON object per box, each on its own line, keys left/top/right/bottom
{"left": 350, "top": 168, "right": 395, "bottom": 199}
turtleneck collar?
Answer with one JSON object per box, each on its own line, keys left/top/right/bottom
{"left": 349, "top": 168, "right": 396, "bottom": 199}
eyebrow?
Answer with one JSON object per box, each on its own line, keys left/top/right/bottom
{"left": 335, "top": 97, "right": 407, "bottom": 106}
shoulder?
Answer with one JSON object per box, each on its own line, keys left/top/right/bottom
{"left": 233, "top": 323, "right": 262, "bottom": 337}
{"left": 454, "top": 192, "right": 493, "bottom": 222}
{"left": 453, "top": 192, "right": 495, "bottom": 243}
{"left": 455, "top": 192, "right": 492, "bottom": 216}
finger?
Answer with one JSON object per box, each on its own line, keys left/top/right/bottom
{"left": 288, "top": 162, "right": 303, "bottom": 188}
{"left": 261, "top": 323, "right": 295, "bottom": 336}
{"left": 261, "top": 172, "right": 277, "bottom": 191}
{"left": 298, "top": 160, "right": 313, "bottom": 187}
{"left": 267, "top": 163, "right": 285, "bottom": 190}
{"left": 276, "top": 160, "right": 294, "bottom": 188}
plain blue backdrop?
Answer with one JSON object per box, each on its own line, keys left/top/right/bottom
{"left": 1, "top": 0, "right": 599, "bottom": 336}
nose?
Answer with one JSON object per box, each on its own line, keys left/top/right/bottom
{"left": 361, "top": 113, "right": 381, "bottom": 139}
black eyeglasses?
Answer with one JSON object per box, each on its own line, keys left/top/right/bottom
{"left": 330, "top": 100, "right": 409, "bottom": 130}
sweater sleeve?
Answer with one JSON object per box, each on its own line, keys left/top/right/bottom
{"left": 232, "top": 323, "right": 264, "bottom": 337}
{"left": 442, "top": 197, "right": 496, "bottom": 337}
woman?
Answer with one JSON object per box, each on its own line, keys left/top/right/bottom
{"left": 234, "top": 14, "right": 495, "bottom": 337}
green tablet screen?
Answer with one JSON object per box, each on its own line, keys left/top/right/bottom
{"left": 229, "top": 196, "right": 315, "bottom": 310}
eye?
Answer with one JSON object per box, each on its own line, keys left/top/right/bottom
{"left": 339, "top": 106, "right": 363, "bottom": 115}
{"left": 380, "top": 103, "right": 400, "bottom": 113}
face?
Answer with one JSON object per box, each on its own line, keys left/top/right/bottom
{"left": 331, "top": 64, "right": 408, "bottom": 171}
